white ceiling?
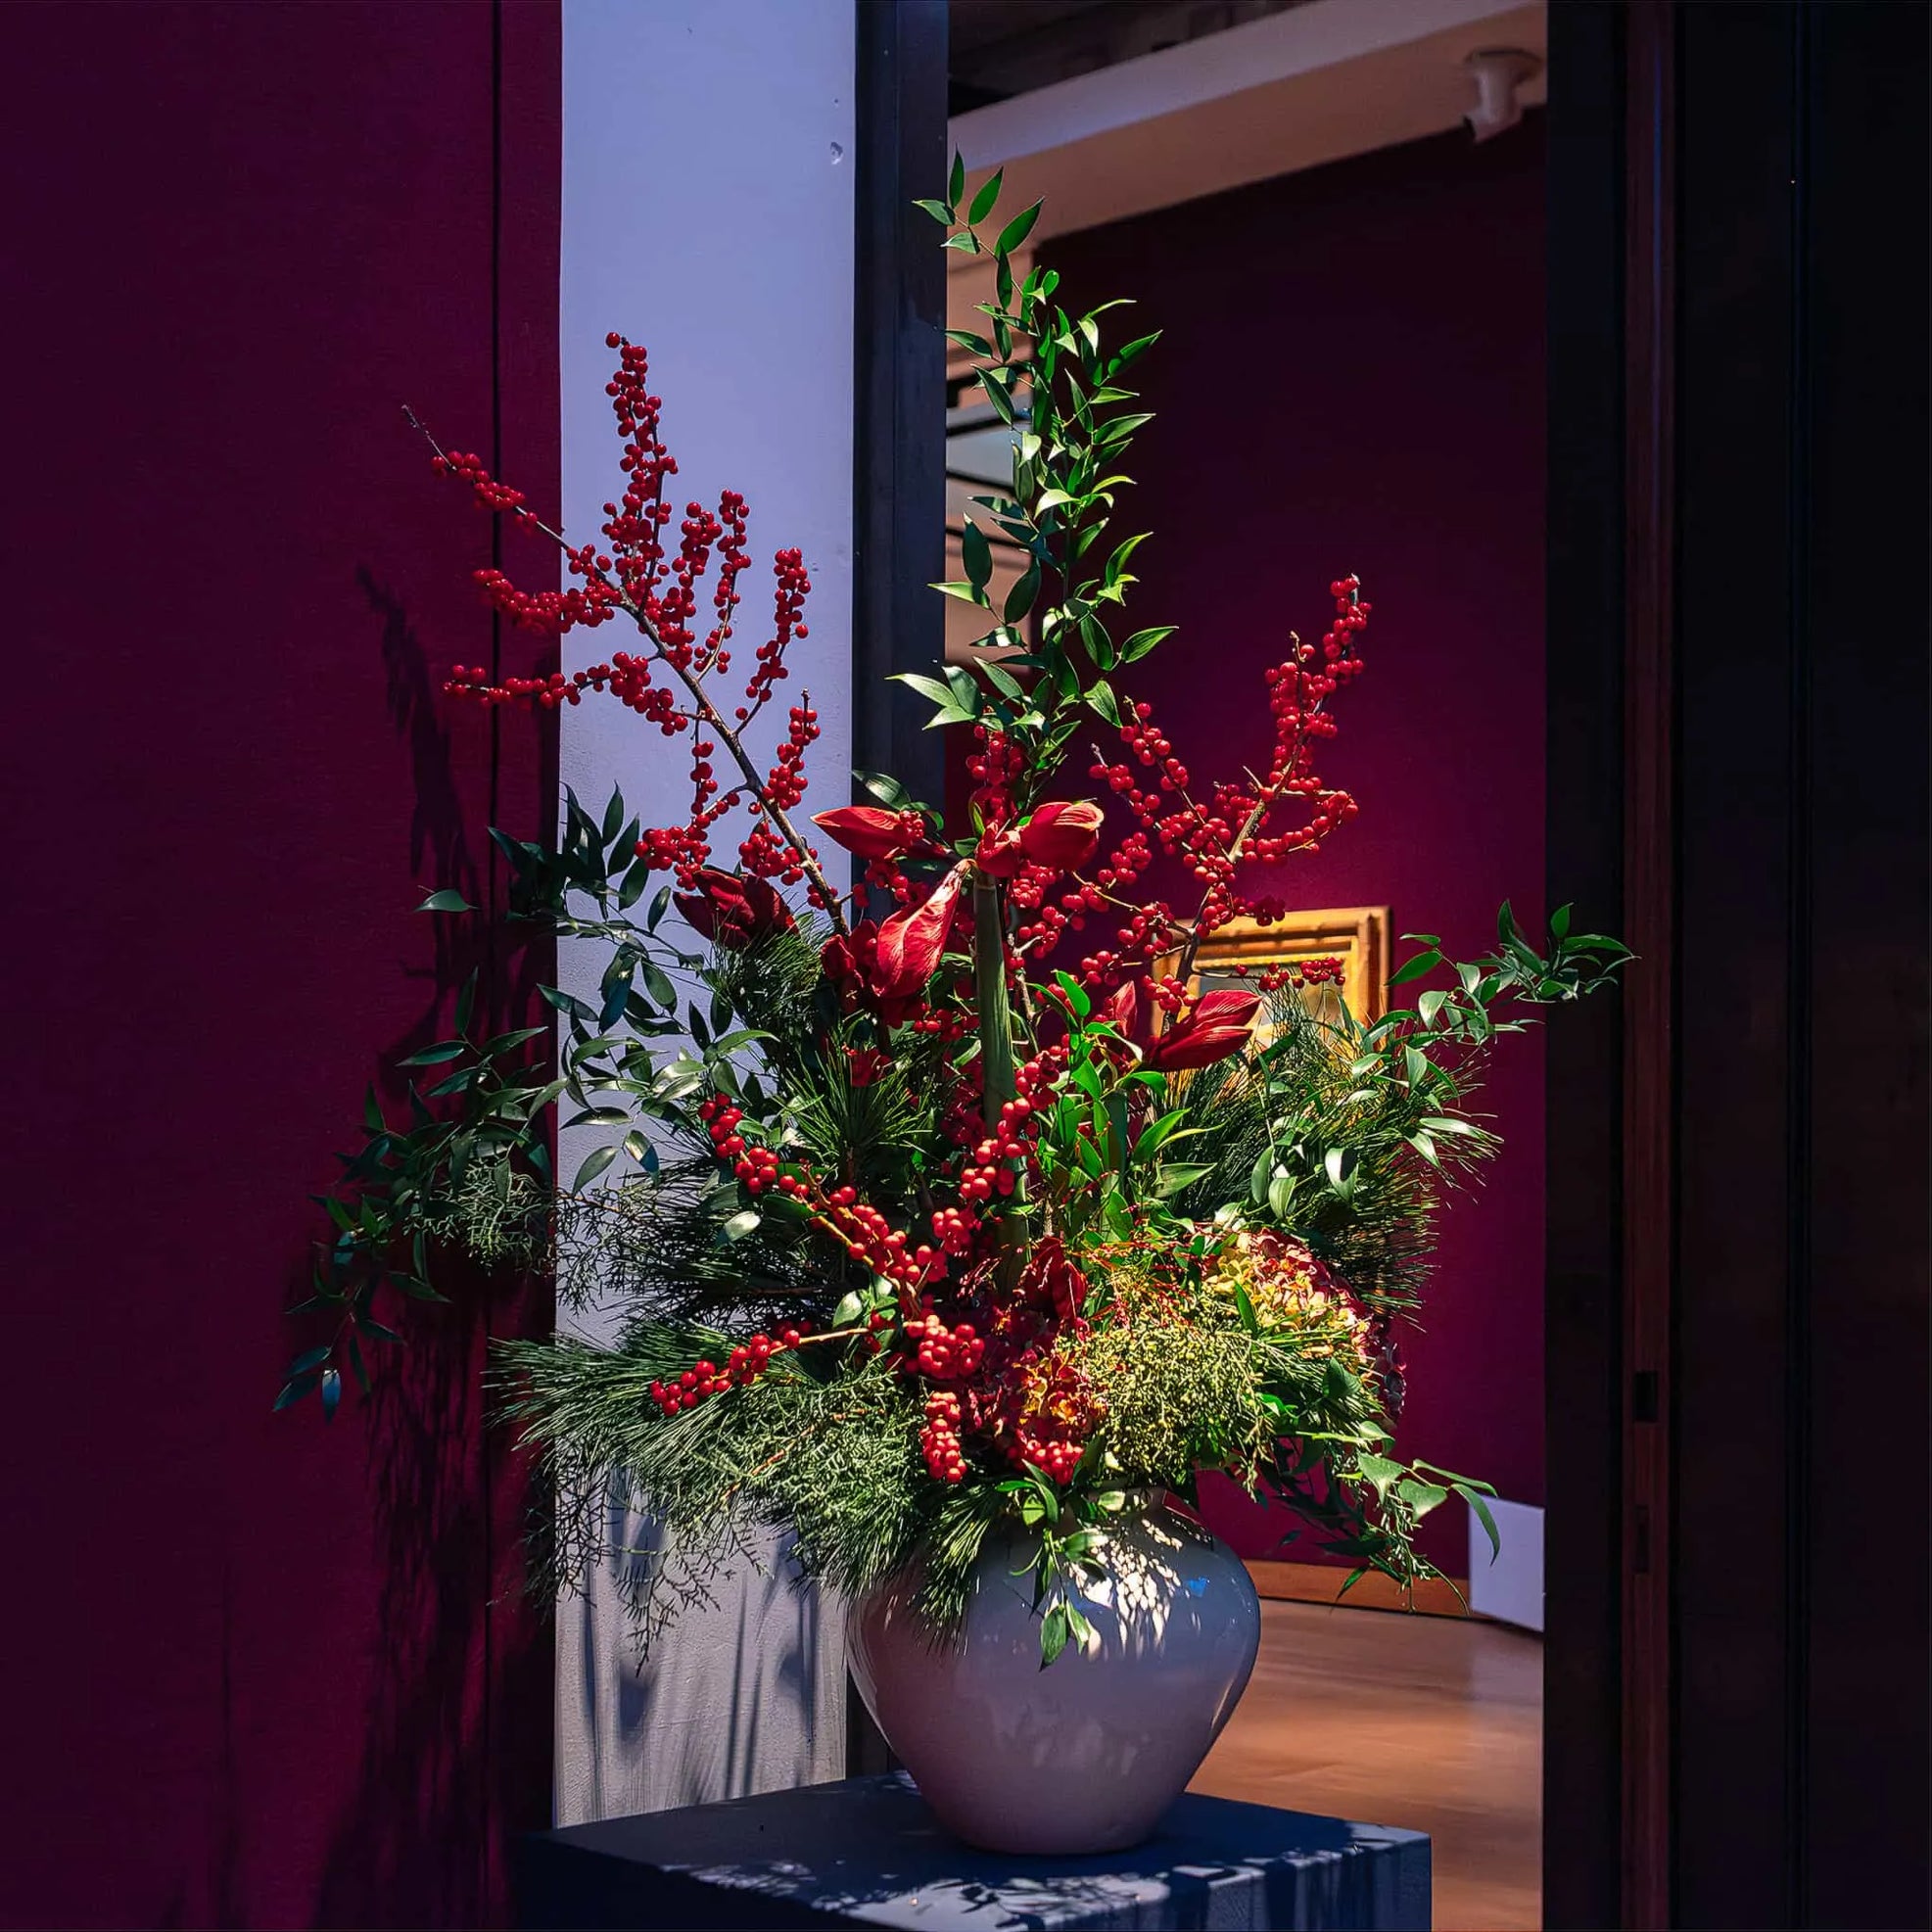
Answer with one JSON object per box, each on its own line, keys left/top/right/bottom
{"left": 950, "top": 0, "right": 1547, "bottom": 246}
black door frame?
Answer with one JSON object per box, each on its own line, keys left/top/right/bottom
{"left": 1545, "top": 5, "right": 1929, "bottom": 1926}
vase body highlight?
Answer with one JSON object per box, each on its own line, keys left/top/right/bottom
{"left": 846, "top": 1493, "right": 1260, "bottom": 1854}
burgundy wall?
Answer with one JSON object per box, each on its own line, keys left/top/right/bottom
{"left": 0, "top": 5, "right": 558, "bottom": 1924}
{"left": 1049, "top": 122, "right": 1548, "bottom": 1570}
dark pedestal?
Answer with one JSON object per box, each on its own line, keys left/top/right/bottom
{"left": 517, "top": 1771, "right": 1431, "bottom": 1930}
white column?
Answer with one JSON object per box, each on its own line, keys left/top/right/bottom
{"left": 555, "top": 0, "right": 856, "bottom": 1825}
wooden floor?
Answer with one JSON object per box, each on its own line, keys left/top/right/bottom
{"left": 1191, "top": 1599, "right": 1542, "bottom": 1931}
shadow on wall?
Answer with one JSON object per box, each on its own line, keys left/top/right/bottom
{"left": 566, "top": 1497, "right": 835, "bottom": 1823}
{"left": 290, "top": 581, "right": 549, "bottom": 1927}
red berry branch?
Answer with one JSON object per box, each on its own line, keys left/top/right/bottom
{"left": 402, "top": 336, "right": 850, "bottom": 932}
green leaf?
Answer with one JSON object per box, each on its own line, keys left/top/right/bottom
{"left": 398, "top": 1042, "right": 466, "bottom": 1067}
{"left": 948, "top": 151, "right": 966, "bottom": 208}
{"left": 1324, "top": 1146, "right": 1358, "bottom": 1192}
{"left": 572, "top": 1144, "right": 618, "bottom": 1191}
{"left": 995, "top": 200, "right": 1042, "bottom": 256}
{"left": 831, "top": 1290, "right": 864, "bottom": 1328}
{"left": 1396, "top": 1478, "right": 1450, "bottom": 1518}
{"left": 1416, "top": 988, "right": 1448, "bottom": 1027}
{"left": 966, "top": 167, "right": 1004, "bottom": 225}
{"left": 1003, "top": 561, "right": 1041, "bottom": 626}
{"left": 484, "top": 1026, "right": 546, "bottom": 1057}
{"left": 976, "top": 656, "right": 1028, "bottom": 704}
{"left": 273, "top": 1370, "right": 322, "bottom": 1412}
{"left": 1118, "top": 625, "right": 1177, "bottom": 663}
{"left": 1153, "top": 1161, "right": 1215, "bottom": 1197}
{"left": 416, "top": 889, "right": 475, "bottom": 915}
{"left": 1052, "top": 969, "right": 1094, "bottom": 1019}
{"left": 855, "top": 768, "right": 911, "bottom": 808}
{"left": 962, "top": 518, "right": 993, "bottom": 590}
{"left": 1231, "top": 1278, "right": 1260, "bottom": 1334}
{"left": 1388, "top": 948, "right": 1441, "bottom": 988}
{"left": 641, "top": 962, "right": 677, "bottom": 1009}
{"left": 914, "top": 196, "right": 953, "bottom": 223}
{"left": 1456, "top": 1484, "right": 1503, "bottom": 1563}
{"left": 1085, "top": 679, "right": 1122, "bottom": 727}
{"left": 320, "top": 1366, "right": 342, "bottom": 1421}
{"left": 722, "top": 1210, "right": 761, "bottom": 1243}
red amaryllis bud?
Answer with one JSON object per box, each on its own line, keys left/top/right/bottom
{"left": 968, "top": 783, "right": 1013, "bottom": 830}
{"left": 972, "top": 825, "right": 1026, "bottom": 878}
{"left": 812, "top": 805, "right": 926, "bottom": 861}
{"left": 1017, "top": 800, "right": 1105, "bottom": 872}
{"left": 872, "top": 865, "right": 967, "bottom": 1000}
{"left": 1142, "top": 988, "right": 1261, "bottom": 1073}
{"left": 674, "top": 868, "right": 795, "bottom": 950}
{"left": 1100, "top": 979, "right": 1140, "bottom": 1041}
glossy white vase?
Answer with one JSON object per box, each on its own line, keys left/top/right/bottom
{"left": 847, "top": 1493, "right": 1261, "bottom": 1854}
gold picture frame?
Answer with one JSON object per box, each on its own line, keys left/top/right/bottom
{"left": 1156, "top": 906, "right": 1392, "bottom": 1030}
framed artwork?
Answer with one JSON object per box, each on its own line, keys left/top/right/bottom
{"left": 1159, "top": 905, "right": 1392, "bottom": 1031}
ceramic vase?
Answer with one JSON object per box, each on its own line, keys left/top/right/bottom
{"left": 846, "top": 1492, "right": 1260, "bottom": 1854}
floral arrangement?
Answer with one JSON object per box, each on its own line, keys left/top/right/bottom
{"left": 285, "top": 167, "right": 1626, "bottom": 1662}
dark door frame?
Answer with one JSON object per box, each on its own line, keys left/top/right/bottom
{"left": 1546, "top": 5, "right": 1929, "bottom": 1926}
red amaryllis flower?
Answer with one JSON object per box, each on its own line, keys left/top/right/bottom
{"left": 872, "top": 865, "right": 967, "bottom": 1000}
{"left": 820, "top": 926, "right": 870, "bottom": 1012}
{"left": 812, "top": 805, "right": 930, "bottom": 861}
{"left": 973, "top": 825, "right": 1026, "bottom": 877}
{"left": 822, "top": 922, "right": 925, "bottom": 1026}
{"left": 1017, "top": 800, "right": 1105, "bottom": 872}
{"left": 674, "top": 868, "right": 795, "bottom": 949}
{"left": 845, "top": 1047, "right": 894, "bottom": 1088}
{"left": 1142, "top": 988, "right": 1261, "bottom": 1072}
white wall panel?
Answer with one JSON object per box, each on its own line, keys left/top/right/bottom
{"left": 556, "top": 0, "right": 856, "bottom": 1826}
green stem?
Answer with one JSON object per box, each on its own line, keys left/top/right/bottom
{"left": 973, "top": 874, "right": 1030, "bottom": 1271}
{"left": 974, "top": 874, "right": 1017, "bottom": 1130}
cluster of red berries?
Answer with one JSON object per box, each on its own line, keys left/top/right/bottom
{"left": 767, "top": 1176, "right": 941, "bottom": 1290}
{"left": 905, "top": 1314, "right": 984, "bottom": 1379}
{"left": 465, "top": 570, "right": 621, "bottom": 641}
{"left": 430, "top": 449, "right": 528, "bottom": 515}
{"left": 649, "top": 1326, "right": 803, "bottom": 1417}
{"left": 955, "top": 1043, "right": 1069, "bottom": 1204}
{"left": 909, "top": 1007, "right": 974, "bottom": 1042}
{"left": 927, "top": 1202, "right": 980, "bottom": 1255}
{"left": 598, "top": 336, "right": 689, "bottom": 620}
{"left": 760, "top": 703, "right": 818, "bottom": 814}
{"left": 634, "top": 822, "right": 709, "bottom": 884}
{"left": 920, "top": 1390, "right": 967, "bottom": 1483}
{"left": 1118, "top": 703, "right": 1190, "bottom": 793}
{"left": 745, "top": 549, "right": 809, "bottom": 714}
{"left": 964, "top": 725, "right": 1028, "bottom": 797}
{"left": 699, "top": 1096, "right": 780, "bottom": 1193}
